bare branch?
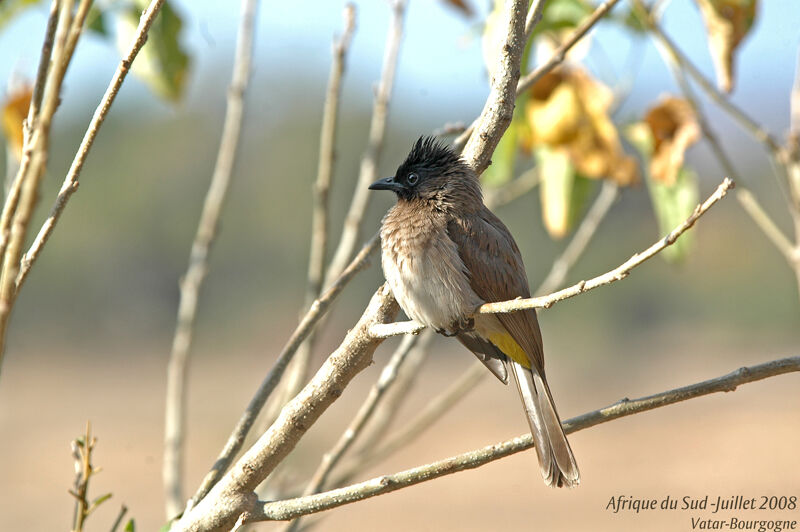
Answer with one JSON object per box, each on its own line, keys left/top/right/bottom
{"left": 174, "top": 284, "right": 400, "bottom": 532}
{"left": 537, "top": 181, "right": 618, "bottom": 295}
{"left": 189, "top": 236, "right": 378, "bottom": 507}
{"left": 283, "top": 334, "right": 420, "bottom": 532}
{"left": 324, "top": 0, "right": 406, "bottom": 287}
{"left": 267, "top": 2, "right": 359, "bottom": 436}
{"left": 252, "top": 355, "right": 800, "bottom": 522}
{"left": 163, "top": 0, "right": 260, "bottom": 519}
{"left": 461, "top": 0, "right": 527, "bottom": 173}
{"left": 483, "top": 166, "right": 540, "bottom": 209}
{"left": 15, "top": 0, "right": 169, "bottom": 292}
{"left": 369, "top": 178, "right": 734, "bottom": 338}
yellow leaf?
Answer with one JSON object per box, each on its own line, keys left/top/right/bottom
{"left": 1, "top": 84, "right": 32, "bottom": 161}
{"left": 525, "top": 67, "right": 638, "bottom": 186}
{"left": 694, "top": 0, "right": 758, "bottom": 93}
{"left": 644, "top": 96, "right": 700, "bottom": 185}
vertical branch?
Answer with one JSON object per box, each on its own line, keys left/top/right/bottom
{"left": 189, "top": 237, "right": 378, "bottom": 507}
{"left": 267, "top": 3, "right": 358, "bottom": 430}
{"left": 0, "top": 0, "right": 170, "bottom": 377}
{"left": 537, "top": 181, "right": 618, "bottom": 294}
{"left": 323, "top": 0, "right": 406, "bottom": 288}
{"left": 461, "top": 0, "right": 526, "bottom": 173}
{"left": 0, "top": 0, "right": 76, "bottom": 373}
{"left": 283, "top": 334, "right": 420, "bottom": 532}
{"left": 163, "top": 0, "right": 260, "bottom": 519}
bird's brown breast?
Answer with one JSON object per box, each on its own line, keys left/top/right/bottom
{"left": 379, "top": 199, "right": 482, "bottom": 332}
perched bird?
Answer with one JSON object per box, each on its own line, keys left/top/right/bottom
{"left": 369, "top": 136, "right": 579, "bottom": 488}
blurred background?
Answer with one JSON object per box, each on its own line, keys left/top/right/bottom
{"left": 0, "top": 0, "right": 798, "bottom": 530}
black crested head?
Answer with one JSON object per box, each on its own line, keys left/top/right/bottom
{"left": 368, "top": 135, "right": 482, "bottom": 206}
{"left": 396, "top": 136, "right": 464, "bottom": 180}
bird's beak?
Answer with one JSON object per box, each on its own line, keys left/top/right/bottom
{"left": 369, "top": 176, "right": 405, "bottom": 193}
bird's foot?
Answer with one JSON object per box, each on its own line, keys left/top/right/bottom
{"left": 435, "top": 317, "right": 474, "bottom": 337}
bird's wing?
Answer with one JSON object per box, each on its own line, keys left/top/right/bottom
{"left": 447, "top": 208, "right": 545, "bottom": 373}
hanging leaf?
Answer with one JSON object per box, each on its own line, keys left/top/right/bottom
{"left": 526, "top": 67, "right": 639, "bottom": 186}
{"left": 482, "top": 119, "right": 519, "bottom": 187}
{"left": 533, "top": 0, "right": 593, "bottom": 37}
{"left": 694, "top": 0, "right": 758, "bottom": 93}
{"left": 648, "top": 168, "right": 699, "bottom": 263}
{"left": 116, "top": 0, "right": 191, "bottom": 102}
{"left": 644, "top": 96, "right": 700, "bottom": 185}
{"left": 537, "top": 146, "right": 597, "bottom": 240}
{"left": 626, "top": 122, "right": 699, "bottom": 263}
{"left": 0, "top": 0, "right": 40, "bottom": 32}
{"left": 1, "top": 84, "right": 32, "bottom": 161}
{"left": 124, "top": 518, "right": 136, "bottom": 532}
{"left": 86, "top": 5, "right": 109, "bottom": 37}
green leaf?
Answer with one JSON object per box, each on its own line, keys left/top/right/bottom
{"left": 124, "top": 518, "right": 136, "bottom": 532}
{"left": 117, "top": 0, "right": 190, "bottom": 102}
{"left": 86, "top": 5, "right": 108, "bottom": 36}
{"left": 0, "top": 0, "right": 41, "bottom": 32}
{"left": 536, "top": 146, "right": 598, "bottom": 239}
{"left": 537, "top": 146, "right": 572, "bottom": 239}
{"left": 532, "top": 0, "right": 593, "bottom": 37}
{"left": 482, "top": 119, "right": 519, "bottom": 187}
{"left": 648, "top": 167, "right": 699, "bottom": 263}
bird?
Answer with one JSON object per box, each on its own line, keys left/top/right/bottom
{"left": 369, "top": 136, "right": 579, "bottom": 488}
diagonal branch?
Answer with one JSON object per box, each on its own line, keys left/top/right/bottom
{"left": 252, "top": 355, "right": 800, "bottom": 522}
{"left": 369, "top": 177, "right": 734, "bottom": 338}
{"left": 163, "top": 0, "right": 260, "bottom": 519}
{"left": 323, "top": 0, "right": 406, "bottom": 287}
{"left": 189, "top": 235, "right": 379, "bottom": 507}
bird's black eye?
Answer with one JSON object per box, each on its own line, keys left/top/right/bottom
{"left": 406, "top": 172, "right": 419, "bottom": 186}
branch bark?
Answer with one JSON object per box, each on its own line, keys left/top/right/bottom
{"left": 174, "top": 284, "right": 400, "bottom": 531}
{"left": 163, "top": 0, "right": 259, "bottom": 519}
{"left": 189, "top": 236, "right": 378, "bottom": 507}
{"left": 251, "top": 355, "right": 800, "bottom": 522}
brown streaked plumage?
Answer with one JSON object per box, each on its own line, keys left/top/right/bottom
{"left": 370, "top": 136, "right": 579, "bottom": 488}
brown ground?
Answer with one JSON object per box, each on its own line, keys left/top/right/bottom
{"left": 0, "top": 335, "right": 797, "bottom": 531}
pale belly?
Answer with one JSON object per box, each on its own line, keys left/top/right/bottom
{"left": 381, "top": 235, "right": 482, "bottom": 332}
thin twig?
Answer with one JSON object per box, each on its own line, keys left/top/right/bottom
{"left": 483, "top": 165, "right": 540, "bottom": 210}
{"left": 369, "top": 178, "right": 734, "bottom": 338}
{"left": 537, "top": 181, "right": 619, "bottom": 294}
{"left": 283, "top": 334, "right": 420, "bottom": 532}
{"left": 323, "top": 0, "right": 406, "bottom": 288}
{"left": 109, "top": 506, "right": 128, "bottom": 532}
{"left": 268, "top": 2, "right": 359, "bottom": 437}
{"left": 524, "top": 0, "right": 547, "bottom": 41}
{"left": 0, "top": 0, "right": 78, "bottom": 374}
{"left": 175, "top": 284, "right": 400, "bottom": 532}
{"left": 189, "top": 236, "right": 379, "bottom": 508}
{"left": 335, "top": 356, "right": 486, "bottom": 486}
{"left": 163, "top": 0, "right": 259, "bottom": 519}
{"left": 453, "top": 0, "right": 623, "bottom": 153}
{"left": 15, "top": 0, "right": 169, "bottom": 292}
{"left": 252, "top": 355, "right": 800, "bottom": 522}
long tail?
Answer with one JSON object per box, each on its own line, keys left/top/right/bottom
{"left": 509, "top": 360, "right": 580, "bottom": 488}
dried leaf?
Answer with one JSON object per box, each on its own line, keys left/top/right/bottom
{"left": 1, "top": 84, "right": 32, "bottom": 161}
{"left": 525, "top": 67, "right": 638, "bottom": 186}
{"left": 644, "top": 96, "right": 700, "bottom": 185}
{"left": 694, "top": 0, "right": 758, "bottom": 93}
